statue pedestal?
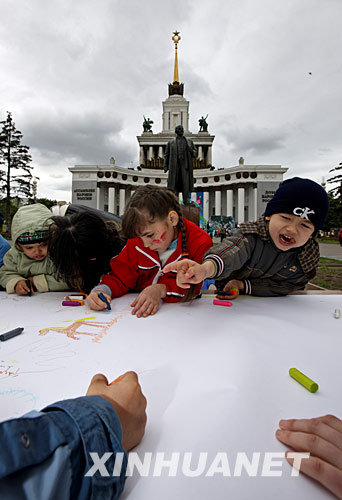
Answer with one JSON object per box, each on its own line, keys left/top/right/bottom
{"left": 181, "top": 205, "right": 200, "bottom": 227}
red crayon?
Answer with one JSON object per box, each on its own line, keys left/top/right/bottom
{"left": 213, "top": 299, "right": 233, "bottom": 307}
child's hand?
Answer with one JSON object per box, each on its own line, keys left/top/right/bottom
{"left": 217, "top": 279, "right": 244, "bottom": 300}
{"left": 15, "top": 279, "right": 31, "bottom": 296}
{"left": 276, "top": 414, "right": 342, "bottom": 499}
{"left": 163, "top": 259, "right": 215, "bottom": 288}
{"left": 87, "top": 290, "right": 112, "bottom": 311}
{"left": 130, "top": 284, "right": 166, "bottom": 318}
{"left": 86, "top": 371, "right": 147, "bottom": 451}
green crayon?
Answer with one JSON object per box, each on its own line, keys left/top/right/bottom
{"left": 289, "top": 368, "right": 318, "bottom": 393}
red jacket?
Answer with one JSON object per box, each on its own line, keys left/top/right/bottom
{"left": 100, "top": 218, "right": 212, "bottom": 302}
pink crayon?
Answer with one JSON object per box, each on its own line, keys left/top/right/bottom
{"left": 213, "top": 299, "right": 233, "bottom": 307}
{"left": 62, "top": 300, "right": 82, "bottom": 307}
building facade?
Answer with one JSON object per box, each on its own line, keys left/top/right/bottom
{"left": 69, "top": 32, "right": 287, "bottom": 224}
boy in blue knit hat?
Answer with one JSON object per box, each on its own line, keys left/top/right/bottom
{"left": 164, "top": 177, "right": 329, "bottom": 297}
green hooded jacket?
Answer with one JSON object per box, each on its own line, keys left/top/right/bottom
{"left": 0, "top": 204, "right": 69, "bottom": 293}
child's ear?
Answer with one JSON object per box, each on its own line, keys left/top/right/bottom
{"left": 168, "top": 210, "right": 179, "bottom": 226}
{"left": 265, "top": 216, "right": 270, "bottom": 221}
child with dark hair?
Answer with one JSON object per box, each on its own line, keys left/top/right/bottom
{"left": 48, "top": 211, "right": 126, "bottom": 293}
{"left": 164, "top": 177, "right": 329, "bottom": 297}
{"left": 87, "top": 186, "right": 212, "bottom": 317}
{"left": 0, "top": 204, "right": 68, "bottom": 294}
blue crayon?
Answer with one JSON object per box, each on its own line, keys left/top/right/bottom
{"left": 98, "top": 292, "right": 111, "bottom": 311}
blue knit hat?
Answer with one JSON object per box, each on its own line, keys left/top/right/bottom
{"left": 264, "top": 177, "right": 329, "bottom": 232}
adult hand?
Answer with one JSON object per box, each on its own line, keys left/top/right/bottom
{"left": 14, "top": 279, "right": 31, "bottom": 296}
{"left": 276, "top": 414, "right": 342, "bottom": 499}
{"left": 130, "top": 284, "right": 166, "bottom": 318}
{"left": 87, "top": 291, "right": 112, "bottom": 311}
{"left": 87, "top": 371, "right": 147, "bottom": 451}
{"left": 163, "top": 259, "right": 214, "bottom": 289}
{"left": 216, "top": 279, "right": 244, "bottom": 300}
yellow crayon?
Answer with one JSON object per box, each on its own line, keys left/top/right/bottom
{"left": 289, "top": 368, "right": 318, "bottom": 393}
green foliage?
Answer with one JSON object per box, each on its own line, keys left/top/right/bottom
{"left": 327, "top": 162, "right": 342, "bottom": 200}
{"left": 35, "top": 197, "right": 57, "bottom": 209}
{"left": 0, "top": 111, "right": 34, "bottom": 231}
{"left": 322, "top": 192, "right": 342, "bottom": 231}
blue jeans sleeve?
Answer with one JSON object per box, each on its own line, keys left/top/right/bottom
{"left": 0, "top": 396, "right": 128, "bottom": 500}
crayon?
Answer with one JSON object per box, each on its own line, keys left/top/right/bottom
{"left": 217, "top": 289, "right": 239, "bottom": 297}
{"left": 98, "top": 292, "right": 111, "bottom": 311}
{"left": 289, "top": 368, "right": 318, "bottom": 393}
{"left": 25, "top": 279, "right": 32, "bottom": 296}
{"left": 68, "top": 293, "right": 87, "bottom": 300}
{"left": 64, "top": 297, "right": 85, "bottom": 306}
{"left": 0, "top": 327, "right": 24, "bottom": 342}
{"left": 213, "top": 299, "right": 233, "bottom": 307}
{"left": 62, "top": 300, "right": 82, "bottom": 307}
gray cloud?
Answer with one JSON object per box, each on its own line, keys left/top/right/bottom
{"left": 223, "top": 123, "right": 288, "bottom": 155}
{"left": 1, "top": 0, "right": 342, "bottom": 200}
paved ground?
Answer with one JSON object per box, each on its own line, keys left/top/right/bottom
{"left": 318, "top": 242, "right": 342, "bottom": 261}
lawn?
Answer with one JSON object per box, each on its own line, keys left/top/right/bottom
{"left": 309, "top": 257, "right": 342, "bottom": 290}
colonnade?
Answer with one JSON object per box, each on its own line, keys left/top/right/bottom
{"left": 98, "top": 182, "right": 258, "bottom": 224}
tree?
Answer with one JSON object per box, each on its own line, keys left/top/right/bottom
{"left": 327, "top": 162, "right": 342, "bottom": 200}
{"left": 35, "top": 197, "right": 58, "bottom": 210}
{"left": 0, "top": 112, "right": 33, "bottom": 232}
{"left": 322, "top": 193, "right": 342, "bottom": 232}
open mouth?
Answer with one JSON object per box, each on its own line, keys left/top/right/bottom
{"left": 279, "top": 234, "right": 295, "bottom": 245}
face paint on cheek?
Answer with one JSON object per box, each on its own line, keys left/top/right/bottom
{"left": 152, "top": 232, "right": 166, "bottom": 244}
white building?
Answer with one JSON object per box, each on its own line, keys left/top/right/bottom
{"left": 69, "top": 32, "right": 287, "bottom": 224}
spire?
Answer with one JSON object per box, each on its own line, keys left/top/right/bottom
{"left": 169, "top": 31, "right": 184, "bottom": 96}
{"left": 172, "top": 30, "right": 180, "bottom": 83}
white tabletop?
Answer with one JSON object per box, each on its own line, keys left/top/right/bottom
{"left": 0, "top": 291, "right": 341, "bottom": 499}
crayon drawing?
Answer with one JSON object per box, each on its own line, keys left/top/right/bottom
{"left": 38, "top": 315, "right": 123, "bottom": 342}
{"left": 0, "top": 388, "right": 38, "bottom": 419}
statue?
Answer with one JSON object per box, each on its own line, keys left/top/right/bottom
{"left": 143, "top": 116, "right": 153, "bottom": 132}
{"left": 198, "top": 115, "right": 208, "bottom": 132}
{"left": 164, "top": 125, "right": 197, "bottom": 205}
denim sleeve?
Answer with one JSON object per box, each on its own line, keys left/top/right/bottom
{"left": 0, "top": 396, "right": 128, "bottom": 500}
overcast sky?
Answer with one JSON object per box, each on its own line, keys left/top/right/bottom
{"left": 1, "top": 0, "right": 341, "bottom": 201}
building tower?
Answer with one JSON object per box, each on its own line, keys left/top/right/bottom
{"left": 137, "top": 31, "right": 215, "bottom": 171}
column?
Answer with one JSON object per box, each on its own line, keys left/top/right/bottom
{"left": 253, "top": 184, "right": 258, "bottom": 219}
{"left": 97, "top": 185, "right": 105, "bottom": 211}
{"left": 139, "top": 146, "right": 144, "bottom": 165}
{"left": 198, "top": 146, "right": 203, "bottom": 160}
{"left": 119, "top": 188, "right": 126, "bottom": 216}
{"left": 108, "top": 186, "right": 115, "bottom": 214}
{"left": 148, "top": 146, "right": 153, "bottom": 161}
{"left": 96, "top": 187, "right": 100, "bottom": 210}
{"left": 203, "top": 191, "right": 209, "bottom": 223}
{"left": 226, "top": 188, "right": 233, "bottom": 217}
{"left": 215, "top": 189, "right": 221, "bottom": 216}
{"left": 158, "top": 146, "right": 163, "bottom": 158}
{"left": 207, "top": 147, "right": 212, "bottom": 166}
{"left": 237, "top": 184, "right": 245, "bottom": 224}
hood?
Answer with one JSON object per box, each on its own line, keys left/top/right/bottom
{"left": 11, "top": 203, "right": 52, "bottom": 244}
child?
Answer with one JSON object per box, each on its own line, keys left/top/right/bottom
{"left": 87, "top": 185, "right": 212, "bottom": 317}
{"left": 163, "top": 177, "right": 329, "bottom": 297}
{"left": 0, "top": 203, "right": 68, "bottom": 294}
{"left": 0, "top": 234, "right": 10, "bottom": 267}
{"left": 48, "top": 211, "right": 126, "bottom": 293}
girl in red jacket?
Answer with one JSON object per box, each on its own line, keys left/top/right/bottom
{"left": 87, "top": 186, "right": 212, "bottom": 317}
